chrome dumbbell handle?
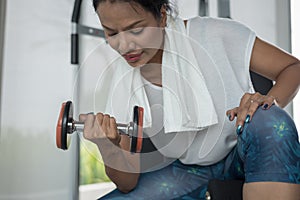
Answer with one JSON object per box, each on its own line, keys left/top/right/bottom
{"left": 70, "top": 121, "right": 134, "bottom": 136}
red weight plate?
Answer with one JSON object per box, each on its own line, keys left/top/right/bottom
{"left": 56, "top": 102, "right": 66, "bottom": 149}
{"left": 136, "top": 107, "right": 144, "bottom": 153}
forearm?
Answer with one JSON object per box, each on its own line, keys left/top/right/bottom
{"left": 267, "top": 61, "right": 300, "bottom": 108}
{"left": 95, "top": 137, "right": 140, "bottom": 193}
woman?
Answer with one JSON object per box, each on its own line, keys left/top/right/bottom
{"left": 79, "top": 0, "right": 300, "bottom": 199}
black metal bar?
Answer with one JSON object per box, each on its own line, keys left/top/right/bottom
{"left": 71, "top": 0, "right": 105, "bottom": 64}
{"left": 72, "top": 0, "right": 82, "bottom": 23}
{"left": 77, "top": 24, "right": 105, "bottom": 38}
{"left": 71, "top": 0, "right": 82, "bottom": 64}
{"left": 71, "top": 33, "right": 79, "bottom": 64}
{"left": 218, "top": 0, "right": 231, "bottom": 18}
{"left": 199, "top": 0, "right": 208, "bottom": 16}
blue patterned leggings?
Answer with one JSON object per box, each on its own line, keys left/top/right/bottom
{"left": 99, "top": 106, "right": 300, "bottom": 200}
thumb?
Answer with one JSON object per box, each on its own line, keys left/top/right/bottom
{"left": 79, "top": 114, "right": 87, "bottom": 122}
{"left": 79, "top": 112, "right": 94, "bottom": 122}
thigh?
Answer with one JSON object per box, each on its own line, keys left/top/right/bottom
{"left": 237, "top": 105, "right": 300, "bottom": 183}
{"left": 99, "top": 160, "right": 227, "bottom": 200}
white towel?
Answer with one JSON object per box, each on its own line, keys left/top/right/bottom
{"left": 103, "top": 16, "right": 218, "bottom": 133}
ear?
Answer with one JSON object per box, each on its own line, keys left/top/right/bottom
{"left": 160, "top": 5, "right": 167, "bottom": 27}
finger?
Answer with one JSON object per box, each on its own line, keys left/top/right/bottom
{"left": 247, "top": 98, "right": 262, "bottom": 122}
{"left": 96, "top": 113, "right": 104, "bottom": 125}
{"left": 235, "top": 93, "right": 252, "bottom": 128}
{"left": 109, "top": 117, "right": 121, "bottom": 144}
{"left": 235, "top": 93, "right": 262, "bottom": 135}
{"left": 236, "top": 92, "right": 266, "bottom": 136}
{"left": 101, "top": 114, "right": 109, "bottom": 137}
{"left": 109, "top": 117, "right": 118, "bottom": 132}
{"left": 82, "top": 113, "right": 96, "bottom": 140}
{"left": 100, "top": 114, "right": 118, "bottom": 144}
{"left": 95, "top": 113, "right": 105, "bottom": 138}
{"left": 102, "top": 114, "right": 110, "bottom": 131}
{"left": 237, "top": 92, "right": 264, "bottom": 124}
{"left": 79, "top": 114, "right": 88, "bottom": 122}
{"left": 84, "top": 113, "right": 96, "bottom": 130}
{"left": 79, "top": 112, "right": 95, "bottom": 122}
{"left": 226, "top": 108, "right": 238, "bottom": 121}
{"left": 262, "top": 95, "right": 276, "bottom": 110}
{"left": 103, "top": 114, "right": 114, "bottom": 138}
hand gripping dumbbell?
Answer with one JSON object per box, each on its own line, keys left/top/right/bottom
{"left": 56, "top": 101, "right": 144, "bottom": 153}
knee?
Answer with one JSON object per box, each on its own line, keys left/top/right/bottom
{"left": 245, "top": 105, "right": 299, "bottom": 143}
{"left": 238, "top": 106, "right": 300, "bottom": 184}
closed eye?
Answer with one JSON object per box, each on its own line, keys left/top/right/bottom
{"left": 130, "top": 27, "right": 144, "bottom": 35}
{"left": 107, "top": 32, "right": 118, "bottom": 37}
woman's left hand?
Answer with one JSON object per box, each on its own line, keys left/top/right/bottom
{"left": 226, "top": 92, "right": 276, "bottom": 135}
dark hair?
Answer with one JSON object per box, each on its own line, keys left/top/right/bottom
{"left": 92, "top": 0, "right": 173, "bottom": 19}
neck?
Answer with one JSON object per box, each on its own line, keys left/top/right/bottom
{"left": 140, "top": 49, "right": 163, "bottom": 87}
{"left": 140, "top": 63, "right": 162, "bottom": 87}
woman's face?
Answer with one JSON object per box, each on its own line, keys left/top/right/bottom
{"left": 97, "top": 1, "right": 166, "bottom": 67}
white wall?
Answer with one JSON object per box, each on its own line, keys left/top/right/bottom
{"left": 175, "top": 0, "right": 199, "bottom": 19}
{"left": 0, "top": 0, "right": 79, "bottom": 199}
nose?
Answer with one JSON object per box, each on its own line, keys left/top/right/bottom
{"left": 117, "top": 32, "right": 135, "bottom": 55}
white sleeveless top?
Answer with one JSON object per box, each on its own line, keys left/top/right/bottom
{"left": 141, "top": 17, "right": 256, "bottom": 165}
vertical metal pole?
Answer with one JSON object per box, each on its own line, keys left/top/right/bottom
{"left": 217, "top": 0, "right": 231, "bottom": 18}
{"left": 0, "top": 0, "right": 6, "bottom": 136}
{"left": 199, "top": 0, "right": 208, "bottom": 16}
{"left": 71, "top": 1, "right": 82, "bottom": 199}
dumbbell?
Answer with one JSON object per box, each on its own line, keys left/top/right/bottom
{"left": 56, "top": 101, "right": 144, "bottom": 153}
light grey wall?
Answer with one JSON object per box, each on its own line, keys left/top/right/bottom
{"left": 176, "top": 0, "right": 199, "bottom": 19}
{"left": 0, "top": 0, "right": 79, "bottom": 199}
{"left": 0, "top": 0, "right": 6, "bottom": 135}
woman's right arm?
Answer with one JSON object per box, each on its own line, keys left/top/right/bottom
{"left": 79, "top": 113, "right": 140, "bottom": 193}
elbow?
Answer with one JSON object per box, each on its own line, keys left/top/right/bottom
{"left": 117, "top": 180, "right": 138, "bottom": 194}
{"left": 105, "top": 166, "right": 139, "bottom": 194}
{"left": 118, "top": 187, "right": 134, "bottom": 194}
{"left": 106, "top": 171, "right": 139, "bottom": 194}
